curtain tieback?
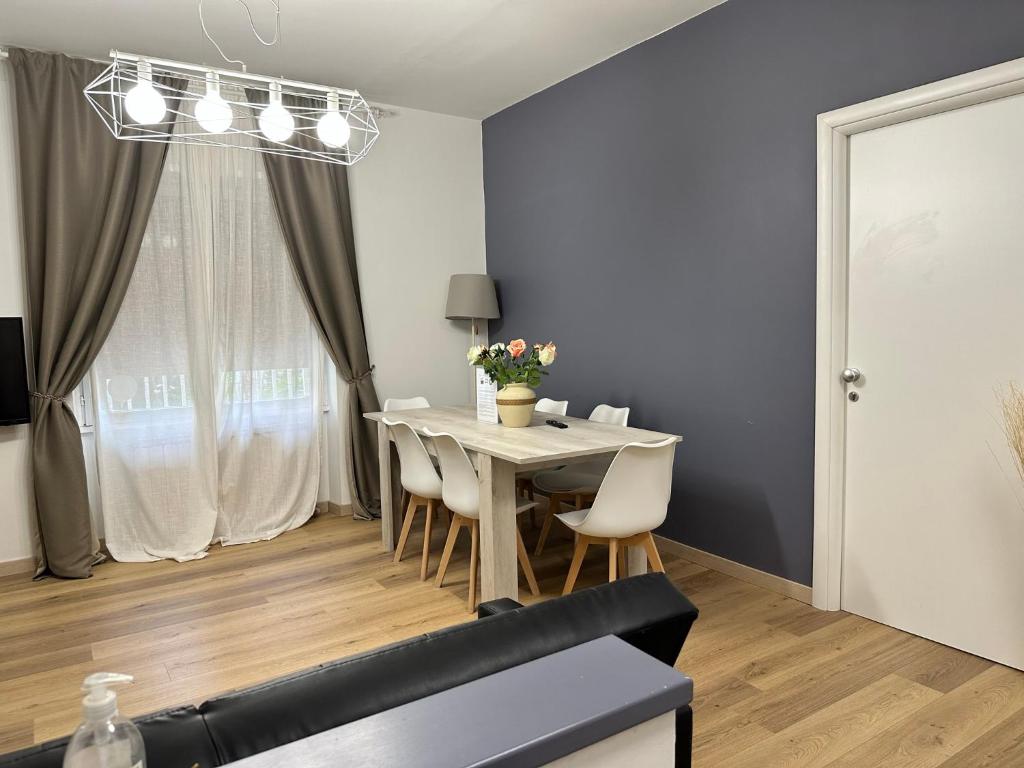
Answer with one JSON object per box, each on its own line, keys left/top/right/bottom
{"left": 346, "top": 365, "right": 375, "bottom": 384}
{"left": 31, "top": 392, "right": 68, "bottom": 403}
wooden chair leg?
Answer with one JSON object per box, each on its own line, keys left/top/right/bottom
{"left": 435, "top": 514, "right": 462, "bottom": 587}
{"left": 524, "top": 480, "right": 537, "bottom": 527}
{"left": 562, "top": 535, "right": 590, "bottom": 595}
{"left": 617, "top": 546, "right": 627, "bottom": 579}
{"left": 468, "top": 520, "right": 480, "bottom": 611}
{"left": 608, "top": 538, "right": 618, "bottom": 583}
{"left": 515, "top": 526, "right": 540, "bottom": 596}
{"left": 534, "top": 493, "right": 565, "bottom": 556}
{"left": 643, "top": 532, "right": 665, "bottom": 573}
{"left": 420, "top": 498, "right": 434, "bottom": 581}
{"left": 534, "top": 512, "right": 553, "bottom": 556}
{"left": 394, "top": 495, "right": 419, "bottom": 563}
{"left": 400, "top": 490, "right": 410, "bottom": 520}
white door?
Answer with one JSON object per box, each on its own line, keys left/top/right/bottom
{"left": 842, "top": 92, "right": 1024, "bottom": 669}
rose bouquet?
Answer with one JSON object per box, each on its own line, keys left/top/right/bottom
{"left": 468, "top": 339, "right": 557, "bottom": 427}
{"left": 467, "top": 338, "right": 558, "bottom": 387}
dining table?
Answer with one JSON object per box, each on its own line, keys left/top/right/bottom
{"left": 363, "top": 405, "right": 682, "bottom": 602}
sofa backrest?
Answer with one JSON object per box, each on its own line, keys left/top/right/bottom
{"left": 0, "top": 706, "right": 218, "bottom": 768}
{"left": 0, "top": 574, "right": 698, "bottom": 767}
{"left": 199, "top": 572, "right": 697, "bottom": 762}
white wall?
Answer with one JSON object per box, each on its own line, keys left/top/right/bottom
{"left": 319, "top": 103, "right": 487, "bottom": 506}
{"left": 350, "top": 104, "right": 487, "bottom": 408}
{"left": 0, "top": 61, "right": 36, "bottom": 567}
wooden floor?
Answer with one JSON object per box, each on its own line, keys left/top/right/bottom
{"left": 1, "top": 512, "right": 1022, "bottom": 766}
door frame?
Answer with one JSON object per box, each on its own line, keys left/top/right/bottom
{"left": 813, "top": 57, "right": 1024, "bottom": 610}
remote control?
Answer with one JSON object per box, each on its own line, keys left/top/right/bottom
{"left": 545, "top": 419, "right": 569, "bottom": 429}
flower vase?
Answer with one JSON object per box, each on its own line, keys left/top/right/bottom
{"left": 496, "top": 382, "right": 537, "bottom": 428}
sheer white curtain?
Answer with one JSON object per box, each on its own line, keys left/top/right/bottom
{"left": 92, "top": 120, "right": 322, "bottom": 562}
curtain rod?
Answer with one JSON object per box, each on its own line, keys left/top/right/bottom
{"left": 0, "top": 47, "right": 359, "bottom": 97}
{"left": 0, "top": 45, "right": 110, "bottom": 65}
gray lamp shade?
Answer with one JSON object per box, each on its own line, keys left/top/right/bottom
{"left": 445, "top": 274, "right": 500, "bottom": 320}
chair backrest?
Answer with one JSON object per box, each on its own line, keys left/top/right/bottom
{"left": 579, "top": 437, "right": 677, "bottom": 538}
{"left": 589, "top": 403, "right": 629, "bottom": 426}
{"left": 383, "top": 418, "right": 441, "bottom": 499}
{"left": 423, "top": 429, "right": 480, "bottom": 518}
{"left": 536, "top": 398, "right": 569, "bottom": 416}
{"left": 567, "top": 403, "right": 631, "bottom": 476}
{"left": 384, "top": 396, "right": 430, "bottom": 412}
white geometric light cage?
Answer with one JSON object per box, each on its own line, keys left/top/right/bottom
{"left": 84, "top": 51, "right": 379, "bottom": 165}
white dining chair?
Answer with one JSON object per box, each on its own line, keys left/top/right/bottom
{"left": 384, "top": 396, "right": 430, "bottom": 412}
{"left": 384, "top": 397, "right": 432, "bottom": 516}
{"left": 384, "top": 417, "right": 445, "bottom": 581}
{"left": 533, "top": 403, "right": 630, "bottom": 555}
{"left": 425, "top": 428, "right": 540, "bottom": 610}
{"left": 535, "top": 398, "right": 569, "bottom": 416}
{"left": 556, "top": 436, "right": 677, "bottom": 595}
{"left": 516, "top": 398, "right": 570, "bottom": 517}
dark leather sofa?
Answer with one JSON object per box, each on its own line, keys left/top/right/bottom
{"left": 2, "top": 573, "right": 698, "bottom": 767}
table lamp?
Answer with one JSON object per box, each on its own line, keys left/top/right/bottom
{"left": 445, "top": 274, "right": 499, "bottom": 348}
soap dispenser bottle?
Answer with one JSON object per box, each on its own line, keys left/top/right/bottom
{"left": 63, "top": 673, "right": 146, "bottom": 768}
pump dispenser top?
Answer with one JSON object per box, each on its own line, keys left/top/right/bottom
{"left": 81, "top": 673, "right": 133, "bottom": 721}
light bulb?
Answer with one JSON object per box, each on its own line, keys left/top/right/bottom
{"left": 195, "top": 72, "right": 232, "bottom": 133}
{"left": 317, "top": 91, "right": 351, "bottom": 148}
{"left": 124, "top": 61, "right": 166, "bottom": 125}
{"left": 259, "top": 81, "right": 294, "bottom": 142}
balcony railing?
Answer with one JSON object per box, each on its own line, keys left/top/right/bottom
{"left": 104, "top": 368, "right": 312, "bottom": 413}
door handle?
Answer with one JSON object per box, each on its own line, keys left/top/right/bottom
{"left": 841, "top": 367, "right": 862, "bottom": 383}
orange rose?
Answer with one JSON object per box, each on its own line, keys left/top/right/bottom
{"left": 508, "top": 338, "right": 527, "bottom": 358}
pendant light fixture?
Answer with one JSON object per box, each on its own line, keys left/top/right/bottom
{"left": 317, "top": 91, "right": 351, "bottom": 149}
{"left": 123, "top": 60, "right": 166, "bottom": 125}
{"left": 82, "top": 1, "right": 379, "bottom": 165}
{"left": 258, "top": 80, "right": 295, "bottom": 142}
{"left": 194, "top": 72, "right": 232, "bottom": 133}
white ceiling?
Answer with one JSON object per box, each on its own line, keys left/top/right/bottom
{"left": 1, "top": 0, "right": 724, "bottom": 118}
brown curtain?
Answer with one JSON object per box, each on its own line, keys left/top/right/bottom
{"left": 9, "top": 49, "right": 178, "bottom": 577}
{"left": 247, "top": 90, "right": 383, "bottom": 520}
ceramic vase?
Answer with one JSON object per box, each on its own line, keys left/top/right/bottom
{"left": 496, "top": 382, "right": 537, "bottom": 428}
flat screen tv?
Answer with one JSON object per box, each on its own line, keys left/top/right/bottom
{"left": 0, "top": 317, "right": 31, "bottom": 426}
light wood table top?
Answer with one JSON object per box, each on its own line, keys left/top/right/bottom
{"left": 364, "top": 406, "right": 681, "bottom": 468}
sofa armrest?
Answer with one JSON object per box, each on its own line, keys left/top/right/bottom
{"left": 477, "top": 598, "right": 523, "bottom": 618}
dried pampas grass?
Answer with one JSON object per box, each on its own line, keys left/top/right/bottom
{"left": 998, "top": 382, "right": 1024, "bottom": 484}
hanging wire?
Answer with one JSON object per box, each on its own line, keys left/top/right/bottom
{"left": 198, "top": 0, "right": 281, "bottom": 72}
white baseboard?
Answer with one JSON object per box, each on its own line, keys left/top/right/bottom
{"left": 0, "top": 556, "right": 35, "bottom": 578}
{"left": 654, "top": 535, "right": 812, "bottom": 604}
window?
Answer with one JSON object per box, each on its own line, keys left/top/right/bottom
{"left": 89, "top": 110, "right": 323, "bottom": 561}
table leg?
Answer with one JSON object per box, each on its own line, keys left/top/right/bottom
{"left": 378, "top": 421, "right": 396, "bottom": 552}
{"left": 477, "top": 454, "right": 518, "bottom": 602}
{"left": 626, "top": 546, "right": 648, "bottom": 577}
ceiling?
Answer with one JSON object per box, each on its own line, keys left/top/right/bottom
{"left": 1, "top": 0, "right": 724, "bottom": 118}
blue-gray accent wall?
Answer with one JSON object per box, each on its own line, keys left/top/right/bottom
{"left": 482, "top": 0, "right": 1024, "bottom": 585}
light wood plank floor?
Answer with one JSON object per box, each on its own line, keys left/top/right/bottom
{"left": 1, "top": 512, "right": 1021, "bottom": 766}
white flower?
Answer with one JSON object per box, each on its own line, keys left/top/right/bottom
{"left": 538, "top": 343, "right": 557, "bottom": 366}
{"left": 489, "top": 342, "right": 506, "bottom": 354}
{"left": 466, "top": 344, "right": 486, "bottom": 365}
